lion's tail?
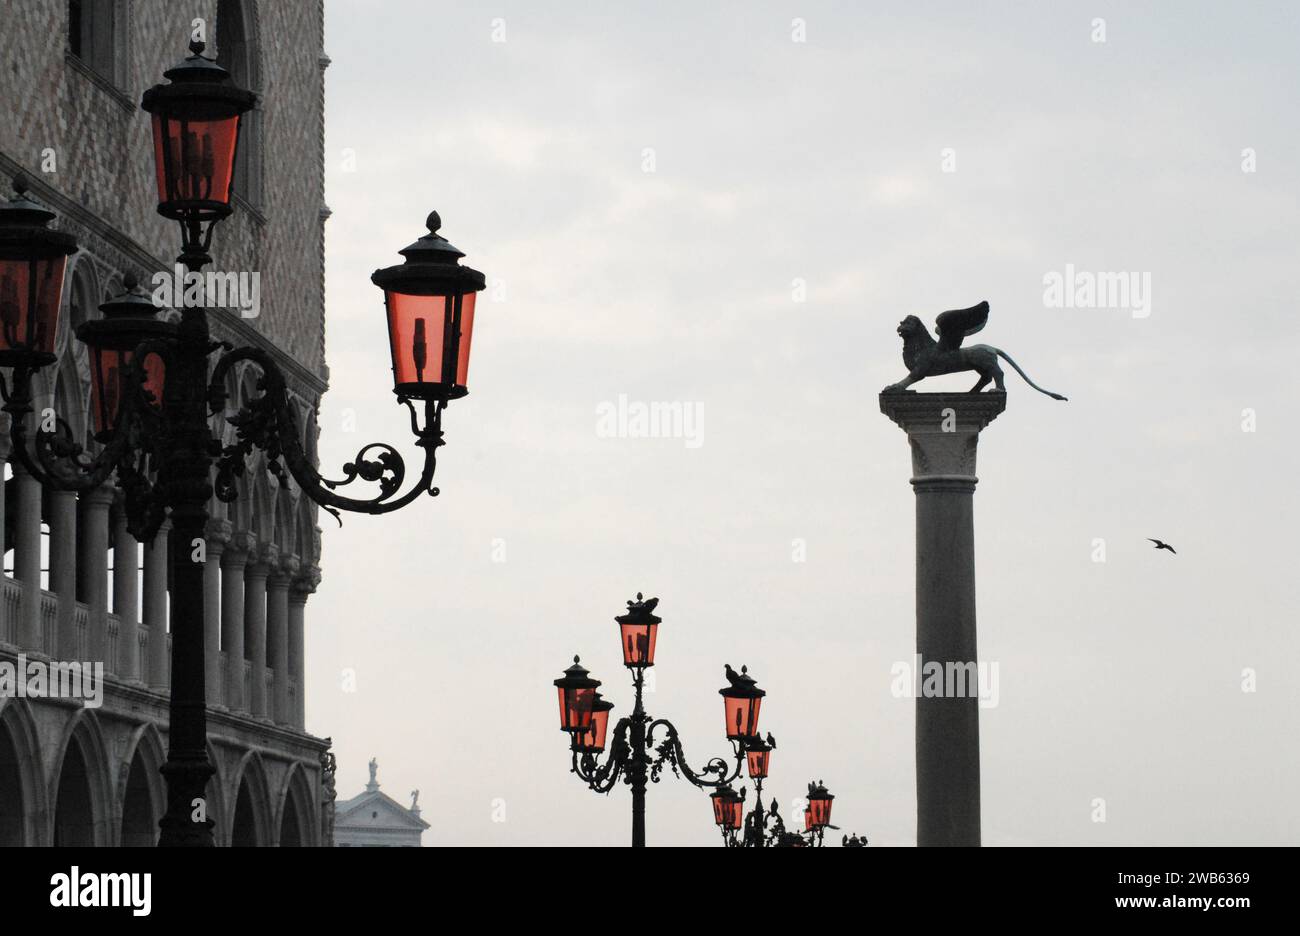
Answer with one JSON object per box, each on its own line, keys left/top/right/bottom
{"left": 996, "top": 350, "right": 1068, "bottom": 401}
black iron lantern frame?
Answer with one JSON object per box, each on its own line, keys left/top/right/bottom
{"left": 0, "top": 37, "right": 486, "bottom": 847}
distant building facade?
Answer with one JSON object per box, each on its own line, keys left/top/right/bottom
{"left": 334, "top": 759, "right": 429, "bottom": 847}
{"left": 0, "top": 0, "right": 332, "bottom": 845}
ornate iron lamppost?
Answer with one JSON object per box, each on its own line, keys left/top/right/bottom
{"left": 553, "top": 594, "right": 766, "bottom": 848}
{"left": 0, "top": 38, "right": 485, "bottom": 846}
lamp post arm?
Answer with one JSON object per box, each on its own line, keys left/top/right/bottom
{"left": 645, "top": 718, "right": 744, "bottom": 790}
{"left": 208, "top": 345, "right": 444, "bottom": 523}
{"left": 571, "top": 716, "right": 632, "bottom": 793}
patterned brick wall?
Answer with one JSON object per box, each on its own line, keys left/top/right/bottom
{"left": 0, "top": 0, "right": 327, "bottom": 389}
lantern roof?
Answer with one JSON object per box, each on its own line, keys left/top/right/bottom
{"left": 0, "top": 173, "right": 78, "bottom": 260}
{"left": 719, "top": 664, "right": 765, "bottom": 699}
{"left": 807, "top": 780, "right": 834, "bottom": 801}
{"left": 553, "top": 655, "right": 601, "bottom": 691}
{"left": 615, "top": 592, "right": 661, "bottom": 626}
{"left": 371, "top": 212, "right": 486, "bottom": 297}
{"left": 141, "top": 38, "right": 257, "bottom": 122}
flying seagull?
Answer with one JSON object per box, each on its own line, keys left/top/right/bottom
{"left": 1147, "top": 538, "right": 1176, "bottom": 555}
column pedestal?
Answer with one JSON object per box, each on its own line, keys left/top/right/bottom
{"left": 881, "top": 391, "right": 1005, "bottom": 848}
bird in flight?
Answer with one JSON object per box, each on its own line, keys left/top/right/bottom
{"left": 1147, "top": 538, "right": 1176, "bottom": 555}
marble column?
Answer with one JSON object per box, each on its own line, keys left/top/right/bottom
{"left": 49, "top": 489, "right": 78, "bottom": 659}
{"left": 267, "top": 556, "right": 296, "bottom": 725}
{"left": 13, "top": 465, "right": 43, "bottom": 654}
{"left": 112, "top": 511, "right": 140, "bottom": 682}
{"left": 288, "top": 566, "right": 319, "bottom": 732}
{"left": 0, "top": 417, "right": 10, "bottom": 647}
{"left": 78, "top": 486, "right": 114, "bottom": 665}
{"left": 244, "top": 544, "right": 275, "bottom": 720}
{"left": 221, "top": 532, "right": 254, "bottom": 713}
{"left": 203, "top": 519, "right": 231, "bottom": 708}
{"left": 143, "top": 518, "right": 172, "bottom": 689}
{"left": 881, "top": 391, "right": 1005, "bottom": 848}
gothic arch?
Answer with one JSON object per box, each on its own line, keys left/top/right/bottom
{"left": 0, "top": 698, "right": 49, "bottom": 846}
{"left": 48, "top": 708, "right": 113, "bottom": 846}
{"left": 228, "top": 748, "right": 273, "bottom": 846}
{"left": 276, "top": 761, "right": 316, "bottom": 846}
{"left": 118, "top": 722, "right": 166, "bottom": 846}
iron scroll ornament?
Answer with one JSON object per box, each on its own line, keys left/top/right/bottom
{"left": 206, "top": 345, "right": 446, "bottom": 525}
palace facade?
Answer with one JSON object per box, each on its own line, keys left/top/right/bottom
{"left": 0, "top": 0, "right": 332, "bottom": 845}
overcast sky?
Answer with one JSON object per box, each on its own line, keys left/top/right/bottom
{"left": 306, "top": 0, "right": 1300, "bottom": 845}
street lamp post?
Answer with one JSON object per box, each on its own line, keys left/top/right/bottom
{"left": 553, "top": 594, "right": 766, "bottom": 847}
{"left": 0, "top": 38, "right": 486, "bottom": 846}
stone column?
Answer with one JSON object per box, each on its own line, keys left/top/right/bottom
{"left": 288, "top": 566, "right": 319, "bottom": 731}
{"left": 267, "top": 556, "right": 296, "bottom": 725}
{"left": 143, "top": 518, "right": 172, "bottom": 689}
{"left": 203, "top": 519, "right": 231, "bottom": 708}
{"left": 881, "top": 391, "right": 1005, "bottom": 847}
{"left": 0, "top": 417, "right": 10, "bottom": 648}
{"left": 112, "top": 511, "right": 140, "bottom": 682}
{"left": 49, "top": 489, "right": 78, "bottom": 659}
{"left": 221, "top": 532, "right": 254, "bottom": 713}
{"left": 13, "top": 465, "right": 43, "bottom": 653}
{"left": 244, "top": 544, "right": 274, "bottom": 720}
{"left": 78, "top": 486, "right": 114, "bottom": 665}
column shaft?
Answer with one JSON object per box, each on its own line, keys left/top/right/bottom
{"left": 143, "top": 520, "right": 171, "bottom": 689}
{"left": 288, "top": 592, "right": 307, "bottom": 730}
{"left": 113, "top": 516, "right": 140, "bottom": 682}
{"left": 204, "top": 541, "right": 225, "bottom": 707}
{"left": 267, "top": 572, "right": 290, "bottom": 724}
{"left": 14, "top": 467, "right": 42, "bottom": 652}
{"left": 78, "top": 488, "right": 113, "bottom": 666}
{"left": 221, "top": 542, "right": 250, "bottom": 713}
{"left": 49, "top": 490, "right": 78, "bottom": 659}
{"left": 244, "top": 554, "right": 270, "bottom": 719}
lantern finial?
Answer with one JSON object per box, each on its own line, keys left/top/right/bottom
{"left": 123, "top": 271, "right": 138, "bottom": 291}
{"left": 189, "top": 38, "right": 206, "bottom": 57}
{"left": 426, "top": 211, "right": 442, "bottom": 234}
{"left": 12, "top": 172, "right": 29, "bottom": 196}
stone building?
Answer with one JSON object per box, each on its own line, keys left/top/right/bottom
{"left": 0, "top": 0, "right": 332, "bottom": 845}
{"left": 334, "top": 760, "right": 429, "bottom": 848}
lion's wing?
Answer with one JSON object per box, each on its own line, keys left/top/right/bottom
{"left": 935, "top": 300, "right": 990, "bottom": 351}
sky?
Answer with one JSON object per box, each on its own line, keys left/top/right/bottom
{"left": 307, "top": 0, "right": 1300, "bottom": 846}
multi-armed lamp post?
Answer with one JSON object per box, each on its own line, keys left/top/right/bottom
{"left": 0, "top": 38, "right": 485, "bottom": 846}
{"left": 554, "top": 594, "right": 767, "bottom": 847}
{"left": 553, "top": 594, "right": 867, "bottom": 847}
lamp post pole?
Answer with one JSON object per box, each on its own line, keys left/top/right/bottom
{"left": 628, "top": 668, "right": 648, "bottom": 848}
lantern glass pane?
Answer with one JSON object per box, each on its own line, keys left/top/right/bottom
{"left": 0, "top": 256, "right": 66, "bottom": 354}
{"left": 574, "top": 707, "right": 611, "bottom": 753}
{"left": 746, "top": 749, "right": 770, "bottom": 779}
{"left": 90, "top": 348, "right": 166, "bottom": 434}
{"left": 557, "top": 685, "right": 596, "bottom": 732}
{"left": 455, "top": 290, "right": 475, "bottom": 386}
{"left": 724, "top": 696, "right": 761, "bottom": 740}
{"left": 619, "top": 621, "right": 657, "bottom": 667}
{"left": 151, "top": 113, "right": 242, "bottom": 208}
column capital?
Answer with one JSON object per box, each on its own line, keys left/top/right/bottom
{"left": 270, "top": 553, "right": 300, "bottom": 587}
{"left": 82, "top": 483, "right": 117, "bottom": 508}
{"left": 880, "top": 391, "right": 1005, "bottom": 487}
{"left": 205, "top": 518, "right": 233, "bottom": 552}
{"left": 248, "top": 542, "right": 279, "bottom": 575}
{"left": 290, "top": 564, "right": 322, "bottom": 601}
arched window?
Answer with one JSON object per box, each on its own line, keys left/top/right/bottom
{"left": 216, "top": 0, "right": 264, "bottom": 211}
{"left": 68, "top": 0, "right": 121, "bottom": 85}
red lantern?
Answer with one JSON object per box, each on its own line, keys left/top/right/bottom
{"left": 572, "top": 693, "right": 615, "bottom": 754}
{"left": 371, "top": 212, "right": 485, "bottom": 402}
{"left": 710, "top": 786, "right": 744, "bottom": 831}
{"left": 141, "top": 40, "right": 256, "bottom": 221}
{"left": 0, "top": 174, "right": 77, "bottom": 369}
{"left": 806, "top": 781, "right": 834, "bottom": 829}
{"left": 719, "top": 665, "right": 765, "bottom": 741}
{"left": 616, "top": 593, "right": 660, "bottom": 668}
{"left": 746, "top": 738, "right": 772, "bottom": 780}
{"left": 81, "top": 273, "right": 170, "bottom": 435}
{"left": 552, "top": 656, "right": 600, "bottom": 733}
